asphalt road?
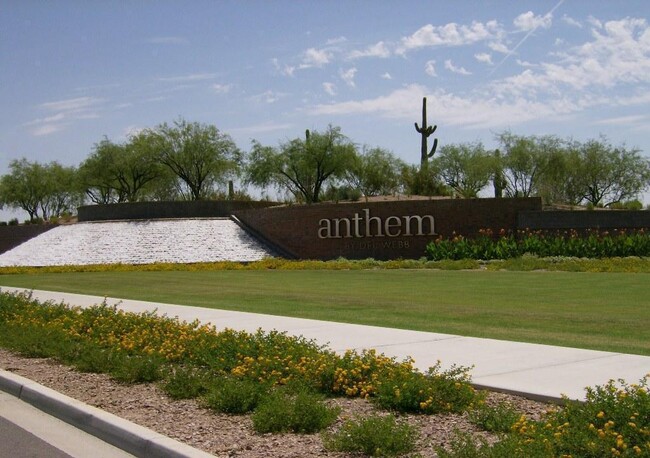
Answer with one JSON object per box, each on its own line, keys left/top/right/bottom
{"left": 0, "top": 416, "right": 72, "bottom": 458}
{"left": 0, "top": 391, "right": 133, "bottom": 458}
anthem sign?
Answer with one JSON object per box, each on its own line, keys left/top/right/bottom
{"left": 233, "top": 198, "right": 543, "bottom": 261}
{"left": 318, "top": 208, "right": 436, "bottom": 239}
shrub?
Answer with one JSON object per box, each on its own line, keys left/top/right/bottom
{"left": 468, "top": 400, "right": 520, "bottom": 433}
{"left": 323, "top": 414, "right": 418, "bottom": 457}
{"left": 373, "top": 362, "right": 476, "bottom": 414}
{"left": 161, "top": 365, "right": 211, "bottom": 399}
{"left": 252, "top": 389, "right": 340, "bottom": 434}
{"left": 108, "top": 353, "right": 166, "bottom": 383}
{"left": 202, "top": 377, "right": 268, "bottom": 414}
{"left": 426, "top": 229, "right": 650, "bottom": 260}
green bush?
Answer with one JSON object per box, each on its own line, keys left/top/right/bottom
{"left": 323, "top": 414, "right": 418, "bottom": 457}
{"left": 161, "top": 366, "right": 211, "bottom": 399}
{"left": 202, "top": 377, "right": 268, "bottom": 414}
{"left": 252, "top": 389, "right": 339, "bottom": 434}
{"left": 426, "top": 229, "right": 650, "bottom": 260}
{"left": 108, "top": 353, "right": 166, "bottom": 383}
{"left": 373, "top": 362, "right": 476, "bottom": 414}
{"left": 468, "top": 400, "right": 520, "bottom": 433}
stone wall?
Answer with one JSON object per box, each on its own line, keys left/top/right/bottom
{"left": 233, "top": 198, "right": 542, "bottom": 260}
{"left": 0, "top": 225, "right": 58, "bottom": 254}
{"left": 78, "top": 200, "right": 277, "bottom": 222}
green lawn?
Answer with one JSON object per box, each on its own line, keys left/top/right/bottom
{"left": 0, "top": 269, "right": 648, "bottom": 355}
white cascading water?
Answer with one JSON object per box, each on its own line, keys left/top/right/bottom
{"left": 0, "top": 218, "right": 273, "bottom": 266}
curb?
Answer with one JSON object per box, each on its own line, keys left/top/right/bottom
{"left": 0, "top": 369, "right": 214, "bottom": 458}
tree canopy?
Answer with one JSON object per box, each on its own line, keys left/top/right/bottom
{"left": 246, "top": 126, "right": 357, "bottom": 204}
{"left": 154, "top": 120, "right": 242, "bottom": 200}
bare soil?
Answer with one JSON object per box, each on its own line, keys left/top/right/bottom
{"left": 0, "top": 349, "right": 551, "bottom": 457}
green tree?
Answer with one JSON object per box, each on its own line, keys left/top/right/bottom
{"left": 497, "top": 131, "right": 563, "bottom": 198}
{"left": 0, "top": 158, "right": 45, "bottom": 220}
{"left": 434, "top": 142, "right": 494, "bottom": 198}
{"left": 0, "top": 159, "right": 81, "bottom": 221}
{"left": 535, "top": 142, "right": 584, "bottom": 206}
{"left": 246, "top": 126, "right": 357, "bottom": 204}
{"left": 39, "top": 162, "right": 83, "bottom": 220}
{"left": 575, "top": 137, "right": 650, "bottom": 207}
{"left": 400, "top": 163, "right": 449, "bottom": 197}
{"left": 346, "top": 147, "right": 405, "bottom": 198}
{"left": 79, "top": 135, "right": 168, "bottom": 204}
{"left": 154, "top": 119, "right": 241, "bottom": 200}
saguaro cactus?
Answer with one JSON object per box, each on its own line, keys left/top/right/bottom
{"left": 414, "top": 97, "right": 438, "bottom": 167}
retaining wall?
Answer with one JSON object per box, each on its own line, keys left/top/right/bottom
{"left": 519, "top": 210, "right": 650, "bottom": 231}
{"left": 234, "top": 198, "right": 542, "bottom": 260}
{"left": 78, "top": 200, "right": 277, "bottom": 222}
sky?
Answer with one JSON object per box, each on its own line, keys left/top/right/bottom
{"left": 1, "top": 0, "right": 650, "bottom": 217}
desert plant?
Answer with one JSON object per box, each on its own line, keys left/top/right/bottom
{"left": 324, "top": 414, "right": 418, "bottom": 457}
{"left": 252, "top": 388, "right": 340, "bottom": 434}
{"left": 468, "top": 400, "right": 521, "bottom": 433}
{"left": 415, "top": 97, "right": 439, "bottom": 166}
{"left": 202, "top": 377, "right": 268, "bottom": 414}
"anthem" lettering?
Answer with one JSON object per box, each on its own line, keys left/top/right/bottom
{"left": 318, "top": 208, "right": 436, "bottom": 239}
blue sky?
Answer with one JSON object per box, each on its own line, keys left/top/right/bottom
{"left": 1, "top": 0, "right": 650, "bottom": 214}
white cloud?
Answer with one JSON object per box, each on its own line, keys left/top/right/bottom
{"left": 308, "top": 84, "right": 428, "bottom": 119}
{"left": 593, "top": 114, "right": 648, "bottom": 125}
{"left": 307, "top": 84, "right": 556, "bottom": 129}
{"left": 339, "top": 67, "right": 357, "bottom": 87}
{"left": 444, "top": 60, "right": 472, "bottom": 75}
{"left": 300, "top": 47, "right": 332, "bottom": 68}
{"left": 39, "top": 96, "right": 103, "bottom": 112}
{"left": 323, "top": 82, "right": 337, "bottom": 96}
{"left": 425, "top": 60, "right": 437, "bottom": 77}
{"left": 396, "top": 20, "right": 502, "bottom": 54}
{"left": 381, "top": 72, "right": 392, "bottom": 80}
{"left": 212, "top": 83, "right": 233, "bottom": 94}
{"left": 492, "top": 17, "right": 650, "bottom": 96}
{"left": 326, "top": 36, "right": 347, "bottom": 45}
{"left": 32, "top": 124, "right": 64, "bottom": 136}
{"left": 251, "top": 90, "right": 284, "bottom": 104}
{"left": 348, "top": 41, "right": 391, "bottom": 59}
{"left": 489, "top": 41, "right": 510, "bottom": 54}
{"left": 158, "top": 73, "right": 217, "bottom": 82}
{"left": 514, "top": 11, "right": 553, "bottom": 32}
{"left": 26, "top": 96, "right": 105, "bottom": 136}
{"left": 475, "top": 53, "right": 493, "bottom": 65}
{"left": 562, "top": 14, "right": 582, "bottom": 28}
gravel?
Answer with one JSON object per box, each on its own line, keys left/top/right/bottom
{"left": 0, "top": 349, "right": 552, "bottom": 457}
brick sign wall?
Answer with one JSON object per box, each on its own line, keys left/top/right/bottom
{"left": 234, "top": 198, "right": 542, "bottom": 260}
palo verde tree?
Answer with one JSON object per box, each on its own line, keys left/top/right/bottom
{"left": 0, "top": 158, "right": 46, "bottom": 221}
{"left": 0, "top": 158, "right": 82, "bottom": 221}
{"left": 574, "top": 137, "right": 650, "bottom": 207}
{"left": 153, "top": 119, "right": 242, "bottom": 200}
{"left": 414, "top": 97, "right": 439, "bottom": 168}
{"left": 79, "top": 134, "right": 163, "bottom": 204}
{"left": 345, "top": 147, "right": 405, "bottom": 199}
{"left": 496, "top": 131, "right": 564, "bottom": 198}
{"left": 434, "top": 142, "right": 495, "bottom": 198}
{"left": 246, "top": 125, "right": 357, "bottom": 204}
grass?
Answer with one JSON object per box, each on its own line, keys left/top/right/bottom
{"left": 0, "top": 269, "right": 648, "bottom": 355}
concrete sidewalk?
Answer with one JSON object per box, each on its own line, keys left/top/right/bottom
{"left": 2, "top": 286, "right": 648, "bottom": 403}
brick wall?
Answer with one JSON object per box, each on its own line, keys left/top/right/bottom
{"left": 234, "top": 198, "right": 542, "bottom": 260}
